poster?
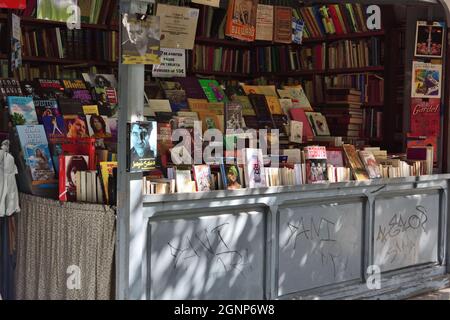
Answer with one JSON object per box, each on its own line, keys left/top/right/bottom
{"left": 156, "top": 4, "right": 199, "bottom": 50}
{"left": 415, "top": 21, "right": 445, "bottom": 58}
{"left": 152, "top": 48, "right": 186, "bottom": 78}
{"left": 121, "top": 14, "right": 161, "bottom": 65}
{"left": 411, "top": 61, "right": 442, "bottom": 99}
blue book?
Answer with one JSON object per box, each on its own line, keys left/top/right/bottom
{"left": 16, "top": 124, "right": 56, "bottom": 182}
{"left": 7, "top": 96, "right": 39, "bottom": 126}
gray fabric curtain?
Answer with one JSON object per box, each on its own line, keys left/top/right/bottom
{"left": 15, "top": 193, "right": 116, "bottom": 300}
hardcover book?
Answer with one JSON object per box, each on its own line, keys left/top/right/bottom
{"left": 304, "top": 145, "right": 327, "bottom": 184}
{"left": 289, "top": 108, "right": 314, "bottom": 141}
{"left": 34, "top": 99, "right": 61, "bottom": 119}
{"left": 7, "top": 96, "right": 38, "bottom": 125}
{"left": 255, "top": 4, "right": 273, "bottom": 41}
{"left": 243, "top": 148, "right": 266, "bottom": 188}
{"left": 59, "top": 155, "right": 89, "bottom": 202}
{"left": 306, "top": 112, "right": 331, "bottom": 136}
{"left": 198, "top": 79, "right": 228, "bottom": 103}
{"left": 277, "top": 85, "right": 313, "bottom": 111}
{"left": 265, "top": 96, "right": 283, "bottom": 115}
{"left": 86, "top": 115, "right": 112, "bottom": 138}
{"left": 273, "top": 6, "right": 292, "bottom": 43}
{"left": 225, "top": 0, "right": 258, "bottom": 42}
{"left": 342, "top": 144, "right": 369, "bottom": 181}
{"left": 193, "top": 165, "right": 213, "bottom": 192}
{"left": 358, "top": 151, "right": 381, "bottom": 179}
{"left": 16, "top": 124, "right": 56, "bottom": 182}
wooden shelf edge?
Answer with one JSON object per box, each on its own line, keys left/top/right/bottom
{"left": 22, "top": 56, "right": 117, "bottom": 67}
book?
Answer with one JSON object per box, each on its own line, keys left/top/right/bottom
{"left": 243, "top": 148, "right": 266, "bottom": 188}
{"left": 121, "top": 14, "right": 161, "bottom": 64}
{"left": 283, "top": 149, "right": 302, "bottom": 164}
{"left": 0, "top": 78, "right": 23, "bottom": 102}
{"left": 225, "top": 0, "right": 258, "bottom": 42}
{"left": 157, "top": 4, "right": 199, "bottom": 49}
{"left": 415, "top": 21, "right": 445, "bottom": 58}
{"left": 220, "top": 163, "right": 242, "bottom": 190}
{"left": 59, "top": 155, "right": 89, "bottom": 202}
{"left": 62, "top": 79, "right": 93, "bottom": 104}
{"left": 34, "top": 99, "right": 61, "bottom": 119}
{"left": 42, "top": 115, "right": 66, "bottom": 139}
{"left": 17, "top": 124, "right": 56, "bottom": 183}
{"left": 37, "top": 0, "right": 76, "bottom": 22}
{"left": 7, "top": 96, "right": 38, "bottom": 125}
{"left": 193, "top": 165, "right": 213, "bottom": 192}
{"left": 409, "top": 98, "right": 440, "bottom": 138}
{"left": 277, "top": 85, "right": 313, "bottom": 111}
{"left": 326, "top": 149, "right": 344, "bottom": 167}
{"left": 225, "top": 102, "right": 245, "bottom": 130}
{"left": 99, "top": 161, "right": 118, "bottom": 205}
{"left": 273, "top": 6, "right": 292, "bottom": 43}
{"left": 292, "top": 17, "right": 305, "bottom": 44}
{"left": 175, "top": 168, "right": 196, "bottom": 193}
{"left": 304, "top": 146, "right": 327, "bottom": 184}
{"left": 164, "top": 89, "right": 188, "bottom": 112}
{"left": 198, "top": 79, "right": 228, "bottom": 103}
{"left": 358, "top": 150, "right": 381, "bottom": 179}
{"left": 289, "top": 108, "right": 314, "bottom": 141}
{"left": 86, "top": 115, "right": 112, "bottom": 138}
{"left": 82, "top": 105, "right": 100, "bottom": 115}
{"left": 58, "top": 97, "right": 84, "bottom": 115}
{"left": 289, "top": 120, "right": 303, "bottom": 143}
{"left": 127, "top": 121, "right": 157, "bottom": 172}
{"left": 34, "top": 79, "right": 64, "bottom": 100}
{"left": 342, "top": 144, "right": 369, "bottom": 181}
{"left": 265, "top": 96, "right": 283, "bottom": 115}
{"left": 306, "top": 112, "right": 330, "bottom": 136}
{"left": 64, "top": 115, "right": 89, "bottom": 138}
{"left": 255, "top": 4, "right": 273, "bottom": 41}
{"left": 411, "top": 61, "right": 442, "bottom": 99}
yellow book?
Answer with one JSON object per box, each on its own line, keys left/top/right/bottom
{"left": 82, "top": 105, "right": 99, "bottom": 115}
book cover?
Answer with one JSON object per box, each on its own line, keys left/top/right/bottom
{"left": 34, "top": 79, "right": 64, "bottom": 100}
{"left": 410, "top": 98, "right": 440, "bottom": 137}
{"left": 62, "top": 79, "right": 93, "bottom": 104}
{"left": 86, "top": 115, "right": 112, "bottom": 138}
{"left": 127, "top": 121, "right": 158, "bottom": 172}
{"left": 157, "top": 4, "right": 199, "bottom": 50}
{"left": 82, "top": 73, "right": 118, "bottom": 115}
{"left": 57, "top": 97, "right": 84, "bottom": 115}
{"left": 121, "top": 14, "right": 161, "bottom": 64}
{"left": 16, "top": 124, "right": 56, "bottom": 183}
{"left": 0, "top": 78, "right": 22, "bottom": 102}
{"left": 34, "top": 99, "right": 61, "bottom": 119}
{"left": 198, "top": 79, "right": 228, "bottom": 103}
{"left": 82, "top": 105, "right": 100, "bottom": 115}
{"left": 407, "top": 135, "right": 438, "bottom": 165}
{"left": 243, "top": 148, "right": 266, "bottom": 188}
{"left": 342, "top": 144, "right": 369, "bottom": 181}
{"left": 265, "top": 96, "right": 283, "bottom": 115}
{"left": 7, "top": 96, "right": 38, "bottom": 125}
{"left": 64, "top": 115, "right": 89, "bottom": 138}
{"left": 164, "top": 89, "right": 188, "bottom": 112}
{"left": 225, "top": 102, "right": 246, "bottom": 130}
{"left": 326, "top": 148, "right": 344, "bottom": 167}
{"left": 175, "top": 169, "right": 195, "bottom": 193}
{"left": 193, "top": 164, "right": 213, "bottom": 192}
{"left": 42, "top": 115, "right": 66, "bottom": 139}
{"left": 411, "top": 61, "right": 442, "bottom": 99}
{"left": 59, "top": 155, "right": 89, "bottom": 202}
{"left": 273, "top": 6, "right": 292, "bottom": 43}
{"left": 225, "top": 0, "right": 258, "bottom": 42}
{"left": 99, "top": 161, "right": 118, "bottom": 205}
{"left": 289, "top": 108, "right": 314, "bottom": 141}
{"left": 198, "top": 110, "right": 221, "bottom": 132}
{"left": 358, "top": 150, "right": 381, "bottom": 179}
{"left": 248, "top": 93, "right": 273, "bottom": 127}
{"left": 220, "top": 163, "right": 242, "bottom": 190}
{"left": 289, "top": 120, "right": 303, "bottom": 143}
{"left": 292, "top": 17, "right": 305, "bottom": 44}
{"left": 174, "top": 76, "right": 207, "bottom": 100}
{"left": 277, "top": 85, "right": 313, "bottom": 111}
{"left": 415, "top": 21, "right": 445, "bottom": 58}
{"left": 306, "top": 112, "right": 331, "bottom": 136}
{"left": 255, "top": 4, "right": 273, "bottom": 41}
{"left": 304, "top": 146, "right": 327, "bottom": 184}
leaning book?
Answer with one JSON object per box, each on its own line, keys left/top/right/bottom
{"left": 16, "top": 124, "right": 56, "bottom": 183}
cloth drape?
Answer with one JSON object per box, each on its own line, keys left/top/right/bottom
{"left": 15, "top": 193, "right": 116, "bottom": 300}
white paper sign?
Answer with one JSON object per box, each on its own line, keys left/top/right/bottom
{"left": 152, "top": 48, "right": 186, "bottom": 78}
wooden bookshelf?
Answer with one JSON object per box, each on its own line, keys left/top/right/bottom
{"left": 195, "top": 37, "right": 251, "bottom": 48}
{"left": 22, "top": 56, "right": 117, "bottom": 67}
{"left": 189, "top": 70, "right": 253, "bottom": 79}
{"left": 362, "top": 102, "right": 384, "bottom": 108}
{"left": 258, "top": 66, "right": 384, "bottom": 77}
{"left": 0, "top": 13, "right": 119, "bottom": 31}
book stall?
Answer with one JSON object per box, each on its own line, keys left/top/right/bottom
{"left": 0, "top": 0, "right": 450, "bottom": 300}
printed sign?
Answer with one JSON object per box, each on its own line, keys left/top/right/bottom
{"left": 152, "top": 48, "right": 186, "bottom": 78}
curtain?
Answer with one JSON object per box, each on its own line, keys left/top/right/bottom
{"left": 15, "top": 193, "right": 116, "bottom": 300}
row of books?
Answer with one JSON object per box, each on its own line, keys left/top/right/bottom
{"left": 196, "top": 3, "right": 380, "bottom": 42}
{"left": 190, "top": 45, "right": 252, "bottom": 74}
{"left": 142, "top": 144, "right": 433, "bottom": 195}
{"left": 21, "top": 28, "right": 119, "bottom": 62}
{"left": 12, "top": 64, "right": 108, "bottom": 82}
{"left": 327, "top": 37, "right": 383, "bottom": 69}
{"left": 5, "top": 0, "right": 119, "bottom": 26}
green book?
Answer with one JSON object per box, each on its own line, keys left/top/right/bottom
{"left": 198, "top": 79, "right": 228, "bottom": 103}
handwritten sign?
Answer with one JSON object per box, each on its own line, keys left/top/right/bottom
{"left": 152, "top": 48, "right": 186, "bottom": 78}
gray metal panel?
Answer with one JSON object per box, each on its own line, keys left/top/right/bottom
{"left": 374, "top": 192, "right": 440, "bottom": 272}
{"left": 148, "top": 210, "right": 266, "bottom": 300}
{"left": 277, "top": 199, "right": 364, "bottom": 296}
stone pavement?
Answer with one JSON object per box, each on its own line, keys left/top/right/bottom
{"left": 408, "top": 287, "right": 450, "bottom": 300}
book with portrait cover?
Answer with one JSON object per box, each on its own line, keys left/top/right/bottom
{"left": 121, "top": 14, "right": 161, "bottom": 65}
{"left": 16, "top": 124, "right": 56, "bottom": 183}
{"left": 193, "top": 165, "right": 213, "bottom": 192}
{"left": 304, "top": 146, "right": 327, "bottom": 184}
{"left": 220, "top": 163, "right": 242, "bottom": 190}
{"left": 64, "top": 115, "right": 89, "bottom": 138}
{"left": 415, "top": 21, "right": 445, "bottom": 58}
{"left": 243, "top": 148, "right": 266, "bottom": 188}
{"left": 225, "top": 0, "right": 258, "bottom": 42}
{"left": 86, "top": 115, "right": 112, "bottom": 138}
{"left": 410, "top": 98, "right": 440, "bottom": 138}
{"left": 7, "top": 96, "right": 39, "bottom": 125}
{"left": 59, "top": 154, "right": 89, "bottom": 202}
{"left": 127, "top": 121, "right": 158, "bottom": 172}
{"left": 82, "top": 73, "right": 118, "bottom": 116}
{"left": 34, "top": 99, "right": 61, "bottom": 120}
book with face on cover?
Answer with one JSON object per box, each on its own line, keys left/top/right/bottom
{"left": 220, "top": 163, "right": 242, "bottom": 190}
{"left": 243, "top": 148, "right": 266, "bottom": 188}
{"left": 304, "top": 146, "right": 327, "bottom": 184}
{"left": 193, "top": 165, "right": 213, "bottom": 192}
{"left": 358, "top": 150, "right": 381, "bottom": 179}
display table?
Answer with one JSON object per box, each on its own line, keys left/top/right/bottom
{"left": 118, "top": 174, "right": 450, "bottom": 300}
{"left": 15, "top": 193, "right": 116, "bottom": 300}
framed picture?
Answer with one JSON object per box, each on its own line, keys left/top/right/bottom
{"left": 127, "top": 121, "right": 158, "bottom": 172}
{"left": 411, "top": 61, "right": 442, "bottom": 99}
{"left": 415, "top": 21, "right": 445, "bottom": 58}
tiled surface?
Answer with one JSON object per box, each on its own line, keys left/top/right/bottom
{"left": 409, "top": 288, "right": 450, "bottom": 300}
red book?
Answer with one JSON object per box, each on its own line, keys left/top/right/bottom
{"left": 290, "top": 108, "right": 315, "bottom": 141}
{"left": 328, "top": 5, "right": 344, "bottom": 35}
{"left": 410, "top": 98, "right": 440, "bottom": 138}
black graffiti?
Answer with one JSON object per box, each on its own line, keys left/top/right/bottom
{"left": 167, "top": 223, "right": 251, "bottom": 276}
{"left": 284, "top": 217, "right": 336, "bottom": 250}
{"left": 376, "top": 205, "right": 428, "bottom": 244}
